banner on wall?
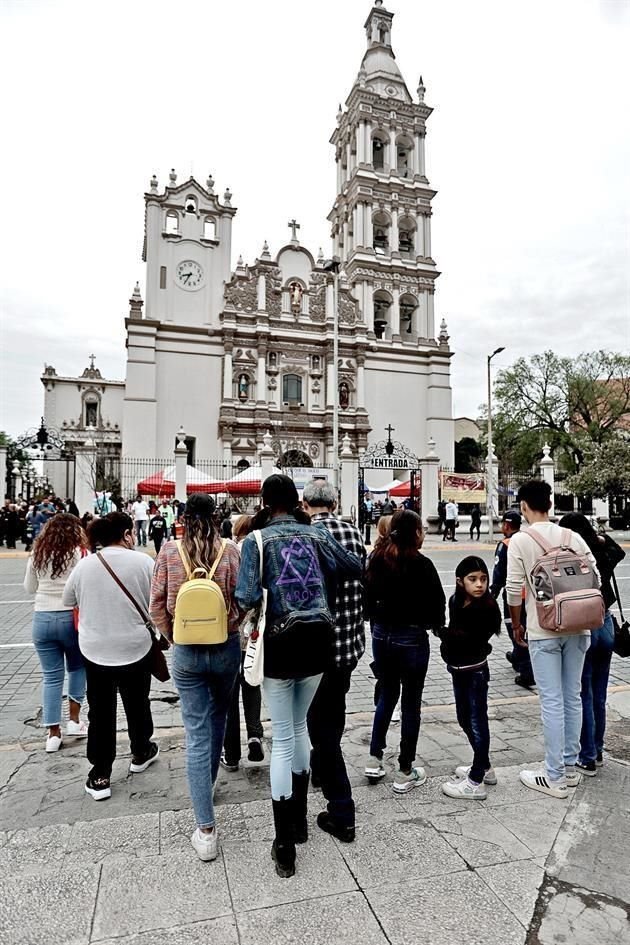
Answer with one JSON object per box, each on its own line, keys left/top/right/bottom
{"left": 440, "top": 472, "right": 487, "bottom": 503}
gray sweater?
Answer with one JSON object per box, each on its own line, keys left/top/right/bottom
{"left": 62, "top": 547, "right": 155, "bottom": 666}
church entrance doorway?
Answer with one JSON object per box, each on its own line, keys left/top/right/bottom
{"left": 358, "top": 426, "right": 421, "bottom": 541}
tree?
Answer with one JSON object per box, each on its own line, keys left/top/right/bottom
{"left": 493, "top": 351, "right": 630, "bottom": 471}
{"left": 565, "top": 436, "right": 630, "bottom": 498}
{"left": 454, "top": 437, "right": 484, "bottom": 472}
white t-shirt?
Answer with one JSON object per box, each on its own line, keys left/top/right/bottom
{"left": 133, "top": 501, "right": 149, "bottom": 522}
{"left": 506, "top": 521, "right": 599, "bottom": 641}
{"left": 445, "top": 502, "right": 458, "bottom": 521}
{"left": 62, "top": 547, "right": 155, "bottom": 665}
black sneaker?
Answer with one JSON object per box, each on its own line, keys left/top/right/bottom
{"left": 247, "top": 737, "right": 264, "bottom": 763}
{"left": 85, "top": 775, "right": 111, "bottom": 801}
{"left": 129, "top": 741, "right": 159, "bottom": 773}
{"left": 576, "top": 760, "right": 597, "bottom": 777}
{"left": 596, "top": 752, "right": 604, "bottom": 767}
{"left": 515, "top": 675, "right": 535, "bottom": 689}
{"left": 220, "top": 750, "right": 239, "bottom": 772}
{"left": 505, "top": 651, "right": 514, "bottom": 665}
{"left": 317, "top": 811, "right": 355, "bottom": 843}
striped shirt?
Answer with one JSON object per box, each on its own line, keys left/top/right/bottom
{"left": 309, "top": 513, "right": 366, "bottom": 667}
{"left": 149, "top": 539, "right": 242, "bottom": 640}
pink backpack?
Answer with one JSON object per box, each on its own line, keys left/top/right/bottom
{"left": 524, "top": 527, "right": 604, "bottom": 633}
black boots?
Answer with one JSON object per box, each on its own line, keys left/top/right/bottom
{"left": 271, "top": 798, "right": 296, "bottom": 878}
{"left": 291, "top": 770, "right": 310, "bottom": 844}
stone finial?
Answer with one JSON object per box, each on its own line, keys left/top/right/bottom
{"left": 541, "top": 443, "right": 554, "bottom": 466}
{"left": 340, "top": 433, "right": 353, "bottom": 458}
{"left": 427, "top": 436, "right": 436, "bottom": 457}
{"left": 262, "top": 430, "right": 273, "bottom": 450}
{"left": 317, "top": 247, "right": 324, "bottom": 266}
{"left": 438, "top": 318, "right": 450, "bottom": 347}
{"left": 336, "top": 104, "right": 343, "bottom": 125}
{"left": 150, "top": 174, "right": 158, "bottom": 193}
{"left": 261, "top": 240, "right": 271, "bottom": 259}
{"left": 235, "top": 254, "right": 246, "bottom": 275}
{"left": 223, "top": 187, "right": 232, "bottom": 206}
{"left": 176, "top": 426, "right": 187, "bottom": 450}
{"left": 417, "top": 75, "right": 426, "bottom": 103}
{"left": 375, "top": 0, "right": 383, "bottom": 6}
{"left": 169, "top": 168, "right": 177, "bottom": 186}
{"left": 129, "top": 282, "right": 144, "bottom": 319}
{"left": 206, "top": 173, "right": 215, "bottom": 193}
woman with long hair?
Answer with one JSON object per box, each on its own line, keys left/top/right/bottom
{"left": 150, "top": 493, "right": 242, "bottom": 862}
{"left": 236, "top": 475, "right": 361, "bottom": 879}
{"left": 62, "top": 513, "right": 157, "bottom": 802}
{"left": 364, "top": 509, "right": 445, "bottom": 793}
{"left": 24, "top": 513, "right": 89, "bottom": 752}
{"left": 559, "top": 512, "right": 625, "bottom": 774}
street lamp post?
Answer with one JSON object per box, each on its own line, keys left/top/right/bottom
{"left": 486, "top": 346, "right": 505, "bottom": 534}
{"left": 324, "top": 256, "right": 342, "bottom": 493}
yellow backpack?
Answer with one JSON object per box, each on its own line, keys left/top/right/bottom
{"left": 173, "top": 540, "right": 229, "bottom": 644}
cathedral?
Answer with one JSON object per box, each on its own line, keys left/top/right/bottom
{"left": 42, "top": 1, "right": 454, "bottom": 495}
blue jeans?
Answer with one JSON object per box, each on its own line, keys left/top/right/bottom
{"left": 172, "top": 635, "right": 241, "bottom": 828}
{"left": 580, "top": 613, "right": 614, "bottom": 764}
{"left": 135, "top": 520, "right": 147, "bottom": 546}
{"left": 529, "top": 633, "right": 590, "bottom": 782}
{"left": 32, "top": 611, "right": 85, "bottom": 726}
{"left": 369, "top": 625, "right": 430, "bottom": 772}
{"left": 450, "top": 665, "right": 490, "bottom": 784}
{"left": 263, "top": 674, "right": 322, "bottom": 800}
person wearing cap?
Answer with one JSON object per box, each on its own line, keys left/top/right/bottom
{"left": 150, "top": 493, "right": 242, "bottom": 863}
{"left": 490, "top": 510, "right": 535, "bottom": 688}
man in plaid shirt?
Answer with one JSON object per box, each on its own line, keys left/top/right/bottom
{"left": 303, "top": 480, "right": 366, "bottom": 843}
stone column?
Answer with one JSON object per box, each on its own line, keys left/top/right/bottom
{"left": 339, "top": 434, "right": 358, "bottom": 519}
{"left": 356, "top": 356, "right": 366, "bottom": 407}
{"left": 390, "top": 207, "right": 399, "bottom": 253}
{"left": 326, "top": 357, "right": 335, "bottom": 407}
{"left": 418, "top": 291, "right": 429, "bottom": 337}
{"left": 355, "top": 203, "right": 364, "bottom": 247}
{"left": 391, "top": 286, "right": 401, "bottom": 340}
{"left": 413, "top": 132, "right": 421, "bottom": 175}
{"left": 540, "top": 443, "right": 556, "bottom": 516}
{"left": 365, "top": 205, "right": 374, "bottom": 247}
{"left": 416, "top": 212, "right": 425, "bottom": 256}
{"left": 389, "top": 128, "right": 397, "bottom": 171}
{"left": 174, "top": 427, "right": 188, "bottom": 503}
{"left": 257, "top": 353, "right": 266, "bottom": 403}
{"left": 424, "top": 212, "right": 432, "bottom": 258}
{"left": 74, "top": 439, "right": 97, "bottom": 516}
{"left": 223, "top": 349, "right": 233, "bottom": 400}
{"left": 427, "top": 290, "right": 435, "bottom": 338}
{"left": 257, "top": 274, "right": 266, "bottom": 311}
{"left": 223, "top": 430, "right": 232, "bottom": 466}
{"left": 418, "top": 131, "right": 426, "bottom": 177}
{"left": 419, "top": 439, "right": 440, "bottom": 531}
{"left": 259, "top": 430, "right": 276, "bottom": 482}
{"left": 365, "top": 283, "right": 375, "bottom": 333}
{"left": 365, "top": 120, "right": 373, "bottom": 163}
{"left": 0, "top": 445, "right": 7, "bottom": 500}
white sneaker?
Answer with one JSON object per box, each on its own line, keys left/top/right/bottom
{"left": 565, "top": 767, "right": 582, "bottom": 787}
{"left": 191, "top": 827, "right": 218, "bottom": 862}
{"left": 455, "top": 765, "right": 497, "bottom": 786}
{"left": 391, "top": 709, "right": 401, "bottom": 724}
{"left": 442, "top": 777, "right": 487, "bottom": 800}
{"left": 364, "top": 756, "right": 386, "bottom": 780}
{"left": 393, "top": 766, "right": 427, "bottom": 794}
{"left": 45, "top": 733, "right": 62, "bottom": 752}
{"left": 519, "top": 770, "right": 568, "bottom": 799}
{"left": 66, "top": 720, "right": 88, "bottom": 737}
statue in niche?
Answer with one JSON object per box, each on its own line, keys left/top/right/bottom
{"left": 289, "top": 281, "right": 303, "bottom": 314}
{"left": 339, "top": 382, "right": 350, "bottom": 409}
{"left": 268, "top": 352, "right": 277, "bottom": 369}
{"left": 238, "top": 374, "right": 249, "bottom": 402}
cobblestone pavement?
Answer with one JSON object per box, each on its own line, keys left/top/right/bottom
{"left": 1, "top": 538, "right": 629, "bottom": 944}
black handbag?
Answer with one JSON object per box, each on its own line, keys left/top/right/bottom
{"left": 97, "top": 553, "right": 170, "bottom": 681}
{"left": 264, "top": 609, "right": 335, "bottom": 680}
{"left": 611, "top": 571, "right": 630, "bottom": 659}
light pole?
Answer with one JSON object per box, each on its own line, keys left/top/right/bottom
{"left": 323, "top": 256, "right": 341, "bottom": 492}
{"left": 486, "top": 346, "right": 505, "bottom": 533}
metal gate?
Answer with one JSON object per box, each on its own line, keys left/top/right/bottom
{"left": 358, "top": 430, "right": 421, "bottom": 539}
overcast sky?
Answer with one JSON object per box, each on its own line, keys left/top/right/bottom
{"left": 0, "top": 0, "right": 628, "bottom": 441}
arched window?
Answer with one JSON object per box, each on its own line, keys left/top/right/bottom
{"left": 165, "top": 211, "right": 179, "bottom": 234}
{"left": 398, "top": 216, "right": 416, "bottom": 257}
{"left": 282, "top": 374, "right": 303, "bottom": 404}
{"left": 185, "top": 196, "right": 197, "bottom": 214}
{"left": 373, "top": 290, "right": 392, "bottom": 339}
{"left": 373, "top": 211, "right": 390, "bottom": 255}
{"left": 371, "top": 134, "right": 387, "bottom": 170}
{"left": 203, "top": 217, "right": 216, "bottom": 239}
{"left": 399, "top": 293, "right": 418, "bottom": 335}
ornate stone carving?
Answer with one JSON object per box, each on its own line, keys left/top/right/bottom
{"left": 225, "top": 277, "right": 257, "bottom": 313}
{"left": 266, "top": 267, "right": 282, "bottom": 315}
{"left": 309, "top": 279, "right": 326, "bottom": 322}
{"left": 339, "top": 291, "right": 357, "bottom": 326}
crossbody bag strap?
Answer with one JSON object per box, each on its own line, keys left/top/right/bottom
{"left": 97, "top": 552, "right": 152, "bottom": 627}
{"left": 611, "top": 570, "right": 625, "bottom": 622}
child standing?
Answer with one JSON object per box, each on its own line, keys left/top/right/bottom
{"left": 438, "top": 556, "right": 501, "bottom": 800}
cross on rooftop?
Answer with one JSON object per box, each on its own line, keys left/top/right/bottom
{"left": 288, "top": 219, "right": 301, "bottom": 242}
{"left": 89, "top": 354, "right": 96, "bottom": 369}
{"left": 385, "top": 424, "right": 395, "bottom": 439}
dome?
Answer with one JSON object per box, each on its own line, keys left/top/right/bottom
{"left": 361, "top": 45, "right": 404, "bottom": 81}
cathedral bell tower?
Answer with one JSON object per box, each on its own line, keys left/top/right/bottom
{"left": 328, "top": 0, "right": 438, "bottom": 344}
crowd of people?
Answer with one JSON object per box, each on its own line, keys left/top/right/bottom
{"left": 19, "top": 475, "right": 625, "bottom": 879}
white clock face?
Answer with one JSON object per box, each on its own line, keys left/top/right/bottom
{"left": 175, "top": 260, "right": 204, "bottom": 290}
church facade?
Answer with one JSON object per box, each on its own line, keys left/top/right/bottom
{"left": 43, "top": 1, "right": 454, "bottom": 495}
